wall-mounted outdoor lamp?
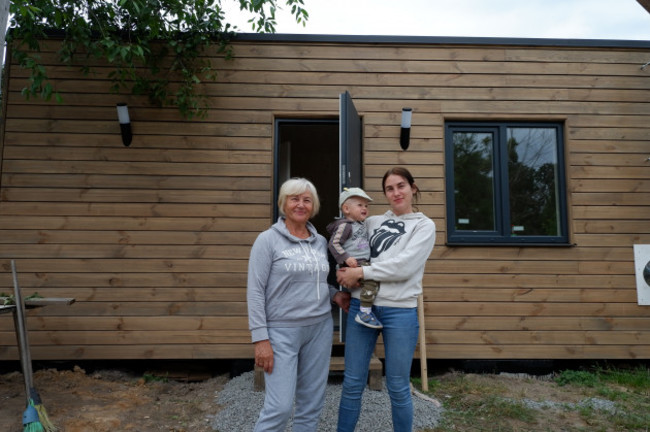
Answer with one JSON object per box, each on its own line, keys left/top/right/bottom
{"left": 116, "top": 103, "right": 132, "bottom": 147}
{"left": 400, "top": 108, "right": 413, "bottom": 150}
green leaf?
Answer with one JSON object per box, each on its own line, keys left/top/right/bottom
{"left": 25, "top": 292, "right": 44, "bottom": 300}
{"left": 10, "top": 0, "right": 310, "bottom": 119}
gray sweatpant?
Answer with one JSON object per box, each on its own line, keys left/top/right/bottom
{"left": 253, "top": 316, "right": 333, "bottom": 432}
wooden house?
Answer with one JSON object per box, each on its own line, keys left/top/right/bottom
{"left": 1, "top": 33, "right": 649, "bottom": 363}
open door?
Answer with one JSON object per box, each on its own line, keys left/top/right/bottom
{"left": 338, "top": 91, "right": 363, "bottom": 342}
{"left": 273, "top": 92, "right": 362, "bottom": 341}
{"left": 340, "top": 91, "right": 362, "bottom": 190}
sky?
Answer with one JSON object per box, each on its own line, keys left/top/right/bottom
{"left": 223, "top": 0, "right": 650, "bottom": 41}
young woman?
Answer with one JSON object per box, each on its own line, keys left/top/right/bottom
{"left": 336, "top": 167, "right": 436, "bottom": 432}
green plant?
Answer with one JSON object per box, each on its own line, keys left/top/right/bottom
{"left": 1, "top": 292, "right": 43, "bottom": 305}
{"left": 610, "top": 410, "right": 650, "bottom": 431}
{"left": 25, "top": 292, "right": 44, "bottom": 300}
{"left": 555, "top": 370, "right": 600, "bottom": 388}
{"left": 481, "top": 395, "right": 538, "bottom": 424}
{"left": 9, "top": 0, "right": 309, "bottom": 119}
{"left": 142, "top": 372, "right": 168, "bottom": 383}
{"left": 596, "top": 385, "right": 628, "bottom": 401}
{"left": 598, "top": 366, "right": 650, "bottom": 390}
{"left": 411, "top": 377, "right": 441, "bottom": 392}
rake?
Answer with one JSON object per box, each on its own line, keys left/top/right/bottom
{"left": 12, "top": 260, "right": 57, "bottom": 432}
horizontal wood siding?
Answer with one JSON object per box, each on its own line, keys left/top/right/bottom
{"left": 0, "top": 37, "right": 649, "bottom": 361}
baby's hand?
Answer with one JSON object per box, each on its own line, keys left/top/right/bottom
{"left": 345, "top": 257, "right": 358, "bottom": 268}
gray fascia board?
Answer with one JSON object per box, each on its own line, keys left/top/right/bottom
{"left": 231, "top": 32, "right": 650, "bottom": 49}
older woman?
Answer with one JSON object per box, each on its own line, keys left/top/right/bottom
{"left": 247, "top": 177, "right": 348, "bottom": 431}
{"left": 336, "top": 167, "right": 436, "bottom": 432}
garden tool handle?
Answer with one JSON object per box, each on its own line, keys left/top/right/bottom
{"left": 12, "top": 260, "right": 35, "bottom": 397}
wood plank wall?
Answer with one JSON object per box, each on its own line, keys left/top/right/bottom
{"left": 0, "top": 36, "right": 649, "bottom": 361}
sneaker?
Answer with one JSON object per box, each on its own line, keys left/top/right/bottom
{"left": 355, "top": 311, "right": 383, "bottom": 329}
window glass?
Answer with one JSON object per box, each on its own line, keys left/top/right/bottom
{"left": 507, "top": 128, "right": 560, "bottom": 237}
{"left": 445, "top": 122, "right": 567, "bottom": 245}
{"left": 452, "top": 131, "right": 495, "bottom": 231}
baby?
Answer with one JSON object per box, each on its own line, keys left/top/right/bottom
{"left": 326, "top": 187, "right": 381, "bottom": 329}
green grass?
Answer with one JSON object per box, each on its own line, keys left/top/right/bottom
{"left": 601, "top": 366, "right": 650, "bottom": 390}
{"left": 142, "top": 372, "right": 168, "bottom": 383}
{"left": 414, "top": 364, "right": 650, "bottom": 432}
{"left": 555, "top": 370, "right": 600, "bottom": 387}
{"left": 555, "top": 365, "right": 650, "bottom": 390}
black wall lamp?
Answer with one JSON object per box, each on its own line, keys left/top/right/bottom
{"left": 400, "top": 107, "right": 412, "bottom": 150}
{"left": 116, "top": 103, "right": 132, "bottom": 147}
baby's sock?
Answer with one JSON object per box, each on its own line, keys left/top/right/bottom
{"left": 360, "top": 306, "right": 371, "bottom": 314}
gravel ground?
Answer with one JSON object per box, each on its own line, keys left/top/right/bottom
{"left": 516, "top": 396, "right": 619, "bottom": 414}
{"left": 211, "top": 371, "right": 443, "bottom": 431}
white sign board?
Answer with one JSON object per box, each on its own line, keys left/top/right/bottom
{"left": 633, "top": 244, "right": 650, "bottom": 305}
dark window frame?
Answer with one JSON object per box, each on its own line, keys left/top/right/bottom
{"left": 444, "top": 121, "right": 569, "bottom": 246}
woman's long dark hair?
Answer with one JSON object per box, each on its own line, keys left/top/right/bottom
{"left": 381, "top": 166, "right": 420, "bottom": 210}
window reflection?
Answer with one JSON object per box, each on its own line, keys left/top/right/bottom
{"left": 453, "top": 131, "right": 495, "bottom": 231}
{"left": 507, "top": 128, "right": 560, "bottom": 236}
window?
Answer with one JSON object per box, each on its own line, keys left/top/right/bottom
{"left": 445, "top": 122, "right": 568, "bottom": 245}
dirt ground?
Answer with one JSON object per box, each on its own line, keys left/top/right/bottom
{"left": 0, "top": 362, "right": 646, "bottom": 432}
{"left": 0, "top": 364, "right": 230, "bottom": 432}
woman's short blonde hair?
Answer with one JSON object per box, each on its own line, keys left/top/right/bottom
{"left": 277, "top": 178, "right": 320, "bottom": 217}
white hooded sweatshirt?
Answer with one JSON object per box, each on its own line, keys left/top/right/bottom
{"left": 359, "top": 210, "right": 436, "bottom": 308}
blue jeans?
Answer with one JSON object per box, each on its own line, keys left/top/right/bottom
{"left": 337, "top": 299, "right": 419, "bottom": 432}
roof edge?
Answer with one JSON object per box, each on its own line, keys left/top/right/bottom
{"left": 231, "top": 32, "right": 650, "bottom": 49}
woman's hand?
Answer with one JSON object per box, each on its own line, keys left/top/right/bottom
{"left": 254, "top": 339, "right": 274, "bottom": 373}
{"left": 337, "top": 267, "right": 364, "bottom": 289}
{"left": 333, "top": 290, "right": 351, "bottom": 313}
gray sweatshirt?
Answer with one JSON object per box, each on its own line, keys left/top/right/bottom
{"left": 247, "top": 217, "right": 338, "bottom": 343}
{"left": 359, "top": 210, "right": 436, "bottom": 308}
{"left": 326, "top": 218, "right": 371, "bottom": 265}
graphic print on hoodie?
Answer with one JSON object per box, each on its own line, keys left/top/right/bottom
{"left": 369, "top": 219, "right": 406, "bottom": 258}
{"left": 359, "top": 211, "right": 436, "bottom": 308}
